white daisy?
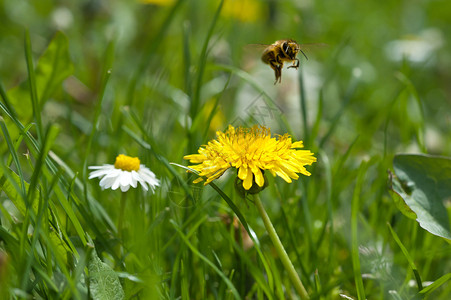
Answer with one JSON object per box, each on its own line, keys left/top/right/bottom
{"left": 89, "top": 154, "right": 160, "bottom": 192}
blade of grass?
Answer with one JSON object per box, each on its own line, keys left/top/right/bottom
{"left": 182, "top": 21, "right": 192, "bottom": 99}
{"left": 419, "top": 272, "right": 451, "bottom": 296}
{"left": 35, "top": 142, "right": 89, "bottom": 249}
{"left": 48, "top": 151, "right": 116, "bottom": 231}
{"left": 0, "top": 88, "right": 40, "bottom": 156}
{"left": 126, "top": 0, "right": 185, "bottom": 108}
{"left": 81, "top": 41, "right": 114, "bottom": 205}
{"left": 298, "top": 67, "right": 309, "bottom": 142}
{"left": 387, "top": 222, "right": 423, "bottom": 291}
{"left": 298, "top": 179, "right": 315, "bottom": 267}
{"left": 333, "top": 135, "right": 359, "bottom": 177}
{"left": 0, "top": 227, "right": 59, "bottom": 294}
{"left": 170, "top": 219, "right": 241, "bottom": 300}
{"left": 0, "top": 131, "right": 83, "bottom": 262}
{"left": 309, "top": 89, "right": 323, "bottom": 146}
{"left": 279, "top": 205, "right": 312, "bottom": 288}
{"left": 24, "top": 29, "right": 43, "bottom": 141}
{"left": 319, "top": 71, "right": 359, "bottom": 148}
{"left": 170, "top": 169, "right": 276, "bottom": 298}
{"left": 351, "top": 160, "right": 368, "bottom": 300}
{"left": 191, "top": 0, "right": 225, "bottom": 120}
{"left": 314, "top": 269, "right": 322, "bottom": 299}
{"left": 20, "top": 125, "right": 59, "bottom": 290}
{"left": 263, "top": 254, "right": 286, "bottom": 300}
{"left": 180, "top": 258, "right": 189, "bottom": 300}
{"left": 0, "top": 81, "right": 18, "bottom": 121}
{"left": 395, "top": 72, "right": 425, "bottom": 152}
{"left": 26, "top": 125, "right": 59, "bottom": 210}
{"left": 218, "top": 224, "right": 274, "bottom": 299}
{"left": 321, "top": 150, "right": 335, "bottom": 270}
{"left": 0, "top": 117, "right": 27, "bottom": 196}
{"left": 201, "top": 74, "right": 231, "bottom": 142}
{"left": 2, "top": 80, "right": 90, "bottom": 237}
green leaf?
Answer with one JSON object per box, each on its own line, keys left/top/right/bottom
{"left": 388, "top": 170, "right": 418, "bottom": 220}
{"left": 35, "top": 32, "right": 74, "bottom": 103}
{"left": 391, "top": 154, "right": 451, "bottom": 241}
{"left": 88, "top": 251, "right": 125, "bottom": 300}
{"left": 8, "top": 31, "right": 73, "bottom": 120}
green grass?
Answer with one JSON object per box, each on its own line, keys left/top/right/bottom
{"left": 1, "top": 0, "right": 451, "bottom": 299}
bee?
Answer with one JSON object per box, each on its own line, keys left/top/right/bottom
{"left": 248, "top": 38, "right": 328, "bottom": 84}
{"left": 259, "top": 39, "right": 308, "bottom": 84}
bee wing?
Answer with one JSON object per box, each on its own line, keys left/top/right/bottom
{"left": 245, "top": 43, "right": 272, "bottom": 51}
{"left": 296, "top": 43, "right": 328, "bottom": 60}
{"left": 298, "top": 43, "right": 329, "bottom": 51}
{"left": 246, "top": 42, "right": 327, "bottom": 51}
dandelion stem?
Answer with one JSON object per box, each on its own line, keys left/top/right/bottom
{"left": 254, "top": 194, "right": 310, "bottom": 299}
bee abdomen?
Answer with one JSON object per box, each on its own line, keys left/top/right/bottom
{"left": 261, "top": 49, "right": 275, "bottom": 64}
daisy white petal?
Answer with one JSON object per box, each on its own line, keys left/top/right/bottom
{"left": 120, "top": 171, "right": 132, "bottom": 187}
{"left": 139, "top": 168, "right": 160, "bottom": 186}
{"left": 111, "top": 175, "right": 122, "bottom": 190}
{"left": 139, "top": 180, "right": 149, "bottom": 191}
{"left": 89, "top": 167, "right": 115, "bottom": 179}
{"left": 99, "top": 175, "right": 116, "bottom": 190}
{"left": 129, "top": 171, "right": 139, "bottom": 188}
{"left": 120, "top": 184, "right": 130, "bottom": 192}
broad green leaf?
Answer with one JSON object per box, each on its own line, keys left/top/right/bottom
{"left": 34, "top": 32, "right": 73, "bottom": 103}
{"left": 8, "top": 31, "right": 73, "bottom": 120}
{"left": 390, "top": 154, "right": 451, "bottom": 241}
{"left": 88, "top": 251, "right": 125, "bottom": 300}
{"left": 388, "top": 170, "right": 417, "bottom": 220}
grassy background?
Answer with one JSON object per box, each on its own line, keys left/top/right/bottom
{"left": 0, "top": 0, "right": 450, "bottom": 299}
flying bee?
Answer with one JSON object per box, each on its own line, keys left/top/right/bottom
{"left": 251, "top": 39, "right": 325, "bottom": 84}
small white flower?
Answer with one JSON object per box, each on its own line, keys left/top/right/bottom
{"left": 384, "top": 28, "right": 444, "bottom": 64}
{"left": 89, "top": 154, "right": 160, "bottom": 192}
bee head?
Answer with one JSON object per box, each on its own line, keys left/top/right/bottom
{"left": 282, "top": 40, "right": 299, "bottom": 59}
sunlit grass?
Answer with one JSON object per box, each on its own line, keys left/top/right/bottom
{"left": 0, "top": 0, "right": 451, "bottom": 299}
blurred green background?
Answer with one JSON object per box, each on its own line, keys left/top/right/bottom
{"left": 0, "top": 0, "right": 450, "bottom": 299}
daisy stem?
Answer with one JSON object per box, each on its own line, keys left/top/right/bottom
{"left": 118, "top": 192, "right": 127, "bottom": 240}
{"left": 254, "top": 194, "right": 310, "bottom": 299}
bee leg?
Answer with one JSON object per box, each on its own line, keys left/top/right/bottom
{"left": 269, "top": 60, "right": 282, "bottom": 84}
{"left": 288, "top": 58, "right": 299, "bottom": 69}
{"left": 273, "top": 65, "right": 282, "bottom": 84}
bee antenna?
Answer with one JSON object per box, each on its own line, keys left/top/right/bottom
{"left": 300, "top": 49, "right": 308, "bottom": 61}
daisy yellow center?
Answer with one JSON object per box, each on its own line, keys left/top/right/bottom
{"left": 114, "top": 154, "right": 140, "bottom": 172}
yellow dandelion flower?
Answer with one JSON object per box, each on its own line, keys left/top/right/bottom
{"left": 222, "top": 0, "right": 265, "bottom": 23}
{"left": 138, "top": 0, "right": 174, "bottom": 6}
{"left": 184, "top": 125, "right": 317, "bottom": 191}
